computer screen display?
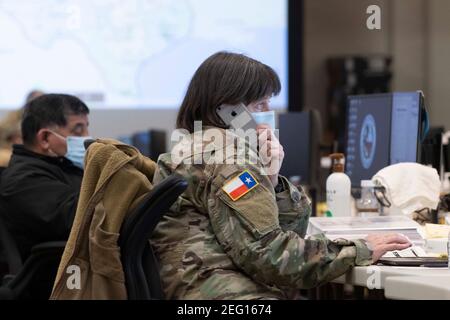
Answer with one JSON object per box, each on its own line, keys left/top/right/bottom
{"left": 117, "top": 135, "right": 133, "bottom": 146}
{"left": 0, "top": 0, "right": 287, "bottom": 109}
{"left": 345, "top": 94, "right": 392, "bottom": 186}
{"left": 279, "top": 112, "right": 312, "bottom": 185}
{"left": 132, "top": 132, "right": 150, "bottom": 157}
{"left": 345, "top": 92, "right": 423, "bottom": 187}
{"left": 390, "top": 92, "right": 421, "bottom": 164}
{"left": 130, "top": 130, "right": 166, "bottom": 160}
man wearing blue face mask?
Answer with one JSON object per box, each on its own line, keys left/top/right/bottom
{"left": 0, "top": 94, "right": 90, "bottom": 260}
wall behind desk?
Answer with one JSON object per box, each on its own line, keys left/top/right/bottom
{"left": 87, "top": 109, "right": 179, "bottom": 146}
{"left": 0, "top": 108, "right": 289, "bottom": 153}
{"left": 0, "top": 108, "right": 179, "bottom": 151}
{"left": 304, "top": 0, "right": 450, "bottom": 130}
{"left": 428, "top": 0, "right": 450, "bottom": 129}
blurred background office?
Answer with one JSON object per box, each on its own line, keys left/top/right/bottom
{"left": 0, "top": 90, "right": 44, "bottom": 166}
{"left": 0, "top": 0, "right": 449, "bottom": 207}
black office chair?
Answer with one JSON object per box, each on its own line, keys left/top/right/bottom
{"left": 0, "top": 206, "right": 65, "bottom": 300}
{"left": 0, "top": 167, "right": 66, "bottom": 300}
{"left": 0, "top": 213, "right": 21, "bottom": 283}
{"left": 119, "top": 174, "right": 188, "bottom": 300}
{"left": 0, "top": 239, "right": 65, "bottom": 300}
{"left": 0, "top": 166, "right": 20, "bottom": 282}
{"left": 82, "top": 139, "right": 188, "bottom": 300}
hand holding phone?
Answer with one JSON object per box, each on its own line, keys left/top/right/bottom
{"left": 216, "top": 103, "right": 257, "bottom": 131}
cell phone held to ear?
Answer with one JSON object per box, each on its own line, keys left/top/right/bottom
{"left": 216, "top": 103, "right": 257, "bottom": 131}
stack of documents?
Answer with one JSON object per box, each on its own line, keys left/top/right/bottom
{"left": 424, "top": 223, "right": 450, "bottom": 238}
{"left": 423, "top": 223, "right": 450, "bottom": 255}
{"left": 307, "top": 216, "right": 424, "bottom": 246}
{"left": 382, "top": 246, "right": 430, "bottom": 258}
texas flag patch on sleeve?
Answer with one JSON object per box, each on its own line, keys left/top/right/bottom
{"left": 222, "top": 170, "right": 259, "bottom": 201}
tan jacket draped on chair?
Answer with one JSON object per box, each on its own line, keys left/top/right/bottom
{"left": 51, "top": 139, "right": 156, "bottom": 300}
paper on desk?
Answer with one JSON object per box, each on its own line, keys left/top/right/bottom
{"left": 308, "top": 216, "right": 424, "bottom": 246}
{"left": 382, "top": 246, "right": 432, "bottom": 258}
{"left": 424, "top": 224, "right": 450, "bottom": 239}
{"left": 324, "top": 231, "right": 421, "bottom": 243}
{"left": 309, "top": 216, "right": 420, "bottom": 232}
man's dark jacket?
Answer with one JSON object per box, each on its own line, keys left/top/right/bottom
{"left": 0, "top": 145, "right": 83, "bottom": 259}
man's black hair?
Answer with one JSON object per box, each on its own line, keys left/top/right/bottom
{"left": 21, "top": 94, "right": 90, "bottom": 146}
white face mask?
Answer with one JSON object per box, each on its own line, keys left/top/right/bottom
{"left": 48, "top": 130, "right": 92, "bottom": 169}
{"left": 251, "top": 111, "right": 276, "bottom": 130}
{"left": 65, "top": 136, "right": 93, "bottom": 169}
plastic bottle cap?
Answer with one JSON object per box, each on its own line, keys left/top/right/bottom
{"left": 329, "top": 153, "right": 345, "bottom": 173}
{"left": 321, "top": 157, "right": 332, "bottom": 169}
{"left": 361, "top": 180, "right": 375, "bottom": 187}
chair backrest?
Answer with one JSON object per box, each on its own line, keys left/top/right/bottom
{"left": 0, "top": 213, "right": 22, "bottom": 277}
{"left": 0, "top": 162, "right": 66, "bottom": 299}
{"left": 0, "top": 166, "right": 23, "bottom": 277}
{"left": 0, "top": 241, "right": 65, "bottom": 299}
{"left": 0, "top": 162, "right": 65, "bottom": 300}
{"left": 119, "top": 174, "right": 188, "bottom": 300}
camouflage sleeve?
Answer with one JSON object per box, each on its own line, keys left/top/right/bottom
{"left": 276, "top": 176, "right": 311, "bottom": 237}
{"left": 207, "top": 165, "right": 373, "bottom": 290}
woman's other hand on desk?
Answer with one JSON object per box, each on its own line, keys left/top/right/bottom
{"left": 366, "top": 233, "right": 412, "bottom": 262}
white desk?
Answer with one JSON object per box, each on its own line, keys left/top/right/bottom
{"left": 334, "top": 266, "right": 450, "bottom": 291}
{"left": 385, "top": 275, "right": 450, "bottom": 300}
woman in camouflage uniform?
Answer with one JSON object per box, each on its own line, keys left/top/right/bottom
{"left": 151, "top": 51, "right": 411, "bottom": 300}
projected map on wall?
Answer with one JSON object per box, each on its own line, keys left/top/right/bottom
{"left": 0, "top": 0, "right": 287, "bottom": 109}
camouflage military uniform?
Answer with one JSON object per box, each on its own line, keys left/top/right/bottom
{"left": 151, "top": 128, "right": 372, "bottom": 300}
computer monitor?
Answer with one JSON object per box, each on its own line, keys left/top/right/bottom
{"left": 421, "top": 126, "right": 444, "bottom": 172}
{"left": 345, "top": 91, "right": 423, "bottom": 187}
{"left": 390, "top": 92, "right": 423, "bottom": 164}
{"left": 132, "top": 132, "right": 151, "bottom": 157}
{"left": 131, "top": 130, "right": 167, "bottom": 160}
{"left": 279, "top": 110, "right": 321, "bottom": 187}
{"left": 117, "top": 135, "right": 133, "bottom": 146}
{"left": 345, "top": 94, "right": 392, "bottom": 187}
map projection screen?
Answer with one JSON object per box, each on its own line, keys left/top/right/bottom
{"left": 0, "top": 0, "right": 287, "bottom": 109}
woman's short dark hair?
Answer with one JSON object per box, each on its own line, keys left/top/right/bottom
{"left": 176, "top": 51, "right": 281, "bottom": 133}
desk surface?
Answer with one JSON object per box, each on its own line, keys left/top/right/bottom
{"left": 385, "top": 275, "right": 450, "bottom": 300}
{"left": 334, "top": 265, "right": 450, "bottom": 289}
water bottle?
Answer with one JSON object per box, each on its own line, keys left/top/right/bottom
{"left": 356, "top": 180, "right": 380, "bottom": 217}
{"left": 326, "top": 153, "right": 351, "bottom": 217}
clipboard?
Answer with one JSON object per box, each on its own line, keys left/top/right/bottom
{"left": 378, "top": 257, "right": 448, "bottom": 267}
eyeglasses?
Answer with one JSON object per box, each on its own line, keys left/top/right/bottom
{"left": 374, "top": 186, "right": 391, "bottom": 208}
{"left": 47, "top": 129, "right": 66, "bottom": 140}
